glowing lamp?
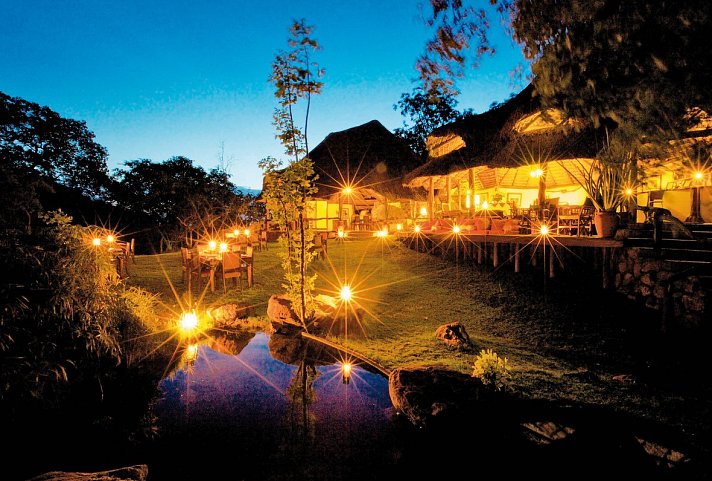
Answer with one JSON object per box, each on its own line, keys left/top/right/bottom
{"left": 341, "top": 362, "right": 352, "bottom": 384}
{"left": 340, "top": 285, "right": 352, "bottom": 302}
{"left": 233, "top": 229, "right": 240, "bottom": 236}
{"left": 466, "top": 190, "right": 471, "bottom": 209}
{"left": 452, "top": 225, "right": 461, "bottom": 234}
{"left": 219, "top": 242, "right": 228, "bottom": 253}
{"left": 695, "top": 171, "right": 704, "bottom": 180}
{"left": 178, "top": 311, "right": 199, "bottom": 335}
{"left": 396, "top": 224, "right": 403, "bottom": 231}
{"left": 539, "top": 225, "right": 550, "bottom": 236}
{"left": 337, "top": 230, "right": 345, "bottom": 238}
{"left": 625, "top": 188, "right": 633, "bottom": 196}
{"left": 474, "top": 194, "right": 481, "bottom": 207}
{"left": 414, "top": 225, "right": 421, "bottom": 233}
{"left": 186, "top": 343, "right": 199, "bottom": 361}
{"left": 342, "top": 186, "right": 353, "bottom": 195}
{"left": 530, "top": 168, "right": 544, "bottom": 178}
{"left": 244, "top": 229, "right": 250, "bottom": 237}
{"left": 106, "top": 234, "right": 115, "bottom": 243}
{"left": 482, "top": 201, "right": 489, "bottom": 210}
{"left": 92, "top": 237, "right": 101, "bottom": 247}
{"left": 419, "top": 207, "right": 428, "bottom": 216}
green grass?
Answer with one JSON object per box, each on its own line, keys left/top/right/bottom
{"left": 127, "top": 236, "right": 711, "bottom": 447}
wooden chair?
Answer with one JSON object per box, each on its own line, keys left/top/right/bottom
{"left": 578, "top": 206, "right": 596, "bottom": 236}
{"left": 221, "top": 252, "right": 244, "bottom": 291}
{"left": 240, "top": 246, "right": 254, "bottom": 288}
{"left": 557, "top": 206, "right": 581, "bottom": 236}
{"left": 310, "top": 233, "right": 327, "bottom": 260}
{"left": 249, "top": 233, "right": 260, "bottom": 250}
{"left": 180, "top": 247, "right": 191, "bottom": 284}
{"left": 188, "top": 250, "right": 210, "bottom": 293}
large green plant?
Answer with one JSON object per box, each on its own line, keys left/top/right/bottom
{"left": 0, "top": 211, "right": 157, "bottom": 404}
{"left": 560, "top": 135, "right": 637, "bottom": 212}
{"left": 259, "top": 157, "right": 318, "bottom": 327}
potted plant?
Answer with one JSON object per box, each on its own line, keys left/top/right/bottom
{"left": 560, "top": 139, "right": 636, "bottom": 237}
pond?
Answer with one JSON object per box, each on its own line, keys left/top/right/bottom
{"left": 5, "top": 329, "right": 416, "bottom": 481}
{"left": 150, "top": 331, "right": 406, "bottom": 480}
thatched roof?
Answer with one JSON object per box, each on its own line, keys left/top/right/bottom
{"left": 405, "top": 85, "right": 606, "bottom": 190}
{"left": 308, "top": 120, "right": 426, "bottom": 200}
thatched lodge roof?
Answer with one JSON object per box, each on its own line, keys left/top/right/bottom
{"left": 308, "top": 120, "right": 426, "bottom": 200}
{"left": 405, "top": 85, "right": 607, "bottom": 190}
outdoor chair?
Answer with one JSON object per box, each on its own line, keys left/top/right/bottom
{"left": 578, "top": 206, "right": 596, "bottom": 236}
{"left": 188, "top": 250, "right": 211, "bottom": 293}
{"left": 221, "top": 252, "right": 244, "bottom": 291}
{"left": 180, "top": 247, "right": 191, "bottom": 284}
{"left": 311, "top": 233, "right": 327, "bottom": 260}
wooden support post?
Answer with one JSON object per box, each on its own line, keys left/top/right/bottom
{"left": 549, "top": 245, "right": 556, "bottom": 278}
{"left": 468, "top": 168, "right": 475, "bottom": 215}
{"left": 514, "top": 242, "right": 520, "bottom": 273}
{"left": 477, "top": 243, "right": 483, "bottom": 264}
{"left": 428, "top": 177, "right": 435, "bottom": 222}
{"left": 602, "top": 247, "right": 610, "bottom": 289}
{"left": 446, "top": 175, "right": 451, "bottom": 212}
{"left": 493, "top": 242, "right": 499, "bottom": 268}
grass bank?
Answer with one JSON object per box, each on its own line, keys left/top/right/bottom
{"left": 127, "top": 236, "right": 711, "bottom": 449}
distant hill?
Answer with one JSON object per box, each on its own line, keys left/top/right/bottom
{"left": 234, "top": 186, "right": 261, "bottom": 197}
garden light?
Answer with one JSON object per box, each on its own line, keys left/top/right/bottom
{"left": 452, "top": 225, "right": 461, "bottom": 234}
{"left": 340, "top": 285, "right": 352, "bottom": 302}
{"left": 414, "top": 225, "right": 421, "bottom": 233}
{"left": 341, "top": 362, "right": 352, "bottom": 384}
{"left": 539, "top": 225, "right": 549, "bottom": 236}
{"left": 92, "top": 237, "right": 101, "bottom": 247}
{"left": 178, "top": 311, "right": 199, "bottom": 335}
{"left": 208, "top": 240, "right": 217, "bottom": 251}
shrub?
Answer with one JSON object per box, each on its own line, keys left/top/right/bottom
{"left": 472, "top": 348, "right": 511, "bottom": 391}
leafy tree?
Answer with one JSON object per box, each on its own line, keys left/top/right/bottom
{"left": 259, "top": 157, "right": 318, "bottom": 327}
{"left": 267, "top": 19, "right": 324, "bottom": 326}
{"left": 268, "top": 19, "right": 324, "bottom": 160}
{"left": 417, "top": 1, "right": 712, "bottom": 136}
{"left": 0, "top": 91, "right": 111, "bottom": 228}
{"left": 112, "top": 156, "right": 258, "bottom": 251}
{"left": 394, "top": 84, "right": 468, "bottom": 159}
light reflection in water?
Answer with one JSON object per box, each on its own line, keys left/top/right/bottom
{"left": 156, "top": 332, "right": 396, "bottom": 480}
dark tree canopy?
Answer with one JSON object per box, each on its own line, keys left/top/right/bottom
{"left": 0, "top": 91, "right": 110, "bottom": 197}
{"left": 112, "top": 156, "right": 236, "bottom": 226}
{"left": 418, "top": 0, "right": 712, "bottom": 136}
{"left": 394, "top": 84, "right": 468, "bottom": 159}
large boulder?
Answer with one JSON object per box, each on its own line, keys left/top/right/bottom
{"left": 434, "top": 322, "right": 473, "bottom": 350}
{"left": 207, "top": 303, "right": 255, "bottom": 328}
{"left": 28, "top": 465, "right": 148, "bottom": 481}
{"left": 389, "top": 366, "right": 492, "bottom": 427}
{"left": 267, "top": 295, "right": 303, "bottom": 331}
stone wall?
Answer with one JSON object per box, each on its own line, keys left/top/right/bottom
{"left": 614, "top": 247, "right": 709, "bottom": 329}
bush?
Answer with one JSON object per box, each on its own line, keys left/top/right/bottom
{"left": 0, "top": 211, "right": 159, "bottom": 405}
{"left": 472, "top": 348, "right": 511, "bottom": 391}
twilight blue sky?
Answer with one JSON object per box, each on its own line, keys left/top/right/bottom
{"left": 1, "top": 0, "right": 529, "bottom": 189}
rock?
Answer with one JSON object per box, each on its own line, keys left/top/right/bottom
{"left": 309, "top": 294, "right": 366, "bottom": 336}
{"left": 267, "top": 294, "right": 303, "bottom": 330}
{"left": 268, "top": 331, "right": 308, "bottom": 364}
{"left": 28, "top": 465, "right": 148, "bottom": 481}
{"left": 434, "top": 322, "right": 473, "bottom": 350}
{"left": 388, "top": 366, "right": 490, "bottom": 427}
{"left": 207, "top": 303, "right": 254, "bottom": 328}
{"left": 522, "top": 421, "right": 576, "bottom": 444}
{"left": 612, "top": 373, "right": 636, "bottom": 384}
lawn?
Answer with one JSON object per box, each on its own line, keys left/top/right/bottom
{"left": 127, "top": 235, "right": 711, "bottom": 452}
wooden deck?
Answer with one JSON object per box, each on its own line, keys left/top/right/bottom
{"left": 398, "top": 232, "right": 624, "bottom": 288}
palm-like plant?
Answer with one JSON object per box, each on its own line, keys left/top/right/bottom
{"left": 561, "top": 135, "right": 637, "bottom": 212}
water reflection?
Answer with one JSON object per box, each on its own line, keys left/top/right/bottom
{"left": 155, "top": 331, "right": 398, "bottom": 480}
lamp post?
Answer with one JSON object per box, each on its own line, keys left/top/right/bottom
{"left": 685, "top": 171, "right": 705, "bottom": 224}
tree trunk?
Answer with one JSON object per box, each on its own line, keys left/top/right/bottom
{"left": 299, "top": 207, "right": 307, "bottom": 328}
